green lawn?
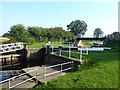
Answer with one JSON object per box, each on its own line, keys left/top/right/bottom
{"left": 27, "top": 42, "right": 70, "bottom": 48}
{"left": 31, "top": 40, "right": 119, "bottom": 88}
{"left": 27, "top": 42, "right": 46, "bottom": 48}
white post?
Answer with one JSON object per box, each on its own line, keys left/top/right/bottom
{"left": 69, "top": 43, "right": 71, "bottom": 58}
{"left": 86, "top": 48, "right": 88, "bottom": 55}
{"left": 80, "top": 48, "right": 82, "bottom": 63}
{"left": 61, "top": 64, "right": 62, "bottom": 75}
{"left": 35, "top": 69, "right": 38, "bottom": 83}
{"left": 59, "top": 49, "right": 61, "bottom": 56}
{"left": 9, "top": 79, "right": 10, "bottom": 89}
{"left": 44, "top": 67, "right": 46, "bottom": 83}
{"left": 51, "top": 46, "right": 54, "bottom": 54}
{"left": 72, "top": 61, "right": 74, "bottom": 71}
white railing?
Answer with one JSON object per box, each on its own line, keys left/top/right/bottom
{"left": 0, "top": 68, "right": 38, "bottom": 89}
{"left": 44, "top": 61, "right": 73, "bottom": 83}
{"left": 0, "top": 42, "right": 24, "bottom": 54}
{"left": 51, "top": 45, "right": 89, "bottom": 63}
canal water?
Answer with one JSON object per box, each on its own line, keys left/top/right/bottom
{"left": 0, "top": 70, "right": 22, "bottom": 82}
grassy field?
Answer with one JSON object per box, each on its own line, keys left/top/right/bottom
{"left": 27, "top": 41, "right": 70, "bottom": 48}
{"left": 30, "top": 40, "right": 119, "bottom": 88}
{"left": 27, "top": 42, "right": 46, "bottom": 48}
{"left": 27, "top": 40, "right": 100, "bottom": 48}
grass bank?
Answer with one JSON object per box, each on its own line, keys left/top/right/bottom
{"left": 27, "top": 42, "right": 70, "bottom": 48}
{"left": 30, "top": 40, "right": 119, "bottom": 88}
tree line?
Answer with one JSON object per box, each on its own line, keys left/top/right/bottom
{"left": 3, "top": 19, "right": 106, "bottom": 44}
{"left": 3, "top": 24, "right": 75, "bottom": 44}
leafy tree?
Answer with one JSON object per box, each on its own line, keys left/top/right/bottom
{"left": 3, "top": 24, "right": 75, "bottom": 44}
{"left": 22, "top": 37, "right": 36, "bottom": 45}
{"left": 3, "top": 24, "right": 30, "bottom": 42}
{"left": 93, "top": 28, "right": 103, "bottom": 38}
{"left": 27, "top": 26, "right": 42, "bottom": 42}
{"left": 110, "top": 32, "right": 120, "bottom": 40}
{"left": 67, "top": 20, "right": 87, "bottom": 36}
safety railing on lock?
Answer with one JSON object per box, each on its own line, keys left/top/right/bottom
{"left": 50, "top": 43, "right": 89, "bottom": 62}
{"left": 0, "top": 68, "right": 38, "bottom": 90}
{"left": 44, "top": 61, "right": 73, "bottom": 82}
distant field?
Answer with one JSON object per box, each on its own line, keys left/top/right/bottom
{"left": 27, "top": 40, "right": 103, "bottom": 48}
{"left": 27, "top": 42, "right": 71, "bottom": 48}
{"left": 27, "top": 42, "right": 46, "bottom": 48}
{"left": 30, "top": 40, "right": 119, "bottom": 88}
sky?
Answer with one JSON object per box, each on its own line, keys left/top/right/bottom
{"left": 0, "top": 1, "right": 119, "bottom": 37}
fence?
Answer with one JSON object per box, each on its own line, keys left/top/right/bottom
{"left": 50, "top": 44, "right": 89, "bottom": 63}
{"left": 0, "top": 68, "right": 38, "bottom": 90}
{"left": 0, "top": 42, "right": 24, "bottom": 54}
{"left": 44, "top": 61, "right": 73, "bottom": 83}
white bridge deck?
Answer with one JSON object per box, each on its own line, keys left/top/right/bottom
{"left": 0, "top": 42, "right": 24, "bottom": 54}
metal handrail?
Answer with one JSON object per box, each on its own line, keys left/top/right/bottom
{"left": 0, "top": 68, "right": 38, "bottom": 84}
{"left": 44, "top": 61, "right": 73, "bottom": 82}
{"left": 0, "top": 68, "right": 38, "bottom": 89}
{"left": 9, "top": 76, "right": 36, "bottom": 89}
{"left": 61, "top": 49, "right": 88, "bottom": 54}
{"left": 0, "top": 42, "right": 24, "bottom": 54}
{"left": 50, "top": 46, "right": 89, "bottom": 64}
{"left": 45, "top": 64, "right": 61, "bottom": 69}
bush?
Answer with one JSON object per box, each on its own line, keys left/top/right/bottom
{"left": 22, "top": 37, "right": 36, "bottom": 45}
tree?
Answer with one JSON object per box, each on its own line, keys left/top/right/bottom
{"left": 67, "top": 20, "right": 87, "bottom": 36}
{"left": 3, "top": 24, "right": 75, "bottom": 44}
{"left": 110, "top": 32, "right": 120, "bottom": 40}
{"left": 27, "top": 26, "right": 43, "bottom": 42}
{"left": 93, "top": 28, "right": 103, "bottom": 38}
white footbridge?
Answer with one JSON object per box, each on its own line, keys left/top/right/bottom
{"left": 0, "top": 42, "right": 24, "bottom": 54}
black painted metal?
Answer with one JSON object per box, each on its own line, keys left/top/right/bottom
{"left": 76, "top": 37, "right": 106, "bottom": 40}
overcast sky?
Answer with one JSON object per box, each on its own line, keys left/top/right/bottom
{"left": 0, "top": 0, "right": 119, "bottom": 37}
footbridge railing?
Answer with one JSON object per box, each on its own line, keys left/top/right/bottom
{"left": 44, "top": 61, "right": 73, "bottom": 82}
{"left": 0, "top": 68, "right": 38, "bottom": 90}
{"left": 50, "top": 45, "right": 89, "bottom": 63}
{"left": 0, "top": 42, "right": 24, "bottom": 54}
